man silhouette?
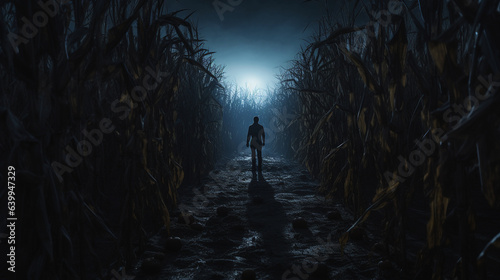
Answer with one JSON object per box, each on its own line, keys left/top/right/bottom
{"left": 246, "top": 116, "right": 265, "bottom": 172}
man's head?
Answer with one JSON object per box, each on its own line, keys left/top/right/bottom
{"left": 253, "top": 116, "right": 259, "bottom": 123}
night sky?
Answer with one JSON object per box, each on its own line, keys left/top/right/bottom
{"left": 167, "top": 0, "right": 340, "bottom": 91}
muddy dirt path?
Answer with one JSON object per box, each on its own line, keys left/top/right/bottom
{"left": 132, "top": 153, "right": 393, "bottom": 280}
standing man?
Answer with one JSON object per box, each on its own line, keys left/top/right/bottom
{"left": 246, "top": 116, "right": 265, "bottom": 172}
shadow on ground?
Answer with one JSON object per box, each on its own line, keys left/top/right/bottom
{"left": 246, "top": 170, "right": 291, "bottom": 278}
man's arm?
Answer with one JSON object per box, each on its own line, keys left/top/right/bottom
{"left": 261, "top": 127, "right": 265, "bottom": 146}
{"left": 246, "top": 127, "right": 251, "bottom": 147}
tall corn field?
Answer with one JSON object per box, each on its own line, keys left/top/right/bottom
{"left": 0, "top": 1, "right": 222, "bottom": 278}
{"left": 276, "top": 0, "right": 500, "bottom": 278}
{"left": 1, "top": 0, "right": 500, "bottom": 279}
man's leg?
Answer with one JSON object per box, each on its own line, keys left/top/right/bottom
{"left": 257, "top": 148, "right": 262, "bottom": 171}
{"left": 251, "top": 147, "right": 256, "bottom": 171}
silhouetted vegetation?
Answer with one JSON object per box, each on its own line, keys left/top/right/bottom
{"left": 2, "top": 0, "right": 500, "bottom": 279}
{"left": 1, "top": 1, "right": 222, "bottom": 278}
{"left": 276, "top": 0, "right": 500, "bottom": 278}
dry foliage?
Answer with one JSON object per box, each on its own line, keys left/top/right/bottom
{"left": 278, "top": 0, "right": 500, "bottom": 278}
{"left": 0, "top": 1, "right": 222, "bottom": 278}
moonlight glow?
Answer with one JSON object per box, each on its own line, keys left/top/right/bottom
{"left": 233, "top": 68, "right": 276, "bottom": 94}
{"left": 241, "top": 76, "right": 264, "bottom": 90}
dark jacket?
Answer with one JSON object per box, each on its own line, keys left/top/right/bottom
{"left": 247, "top": 123, "right": 264, "bottom": 144}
